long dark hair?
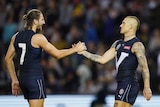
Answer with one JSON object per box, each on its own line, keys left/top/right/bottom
{"left": 22, "top": 9, "right": 42, "bottom": 30}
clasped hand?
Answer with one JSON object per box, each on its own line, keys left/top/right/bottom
{"left": 72, "top": 41, "right": 87, "bottom": 53}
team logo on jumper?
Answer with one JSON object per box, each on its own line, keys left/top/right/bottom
{"left": 119, "top": 88, "right": 124, "bottom": 95}
{"left": 124, "top": 46, "right": 131, "bottom": 50}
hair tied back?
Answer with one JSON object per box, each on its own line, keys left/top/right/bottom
{"left": 22, "top": 14, "right": 27, "bottom": 21}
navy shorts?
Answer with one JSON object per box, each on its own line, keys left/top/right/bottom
{"left": 115, "top": 81, "right": 140, "bottom": 105}
{"left": 19, "top": 74, "right": 46, "bottom": 99}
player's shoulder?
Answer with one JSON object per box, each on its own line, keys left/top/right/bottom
{"left": 133, "top": 41, "right": 144, "bottom": 48}
{"left": 111, "top": 39, "right": 122, "bottom": 48}
{"left": 32, "top": 33, "right": 48, "bottom": 43}
{"left": 11, "top": 32, "right": 19, "bottom": 41}
{"left": 32, "top": 33, "right": 46, "bottom": 39}
{"left": 132, "top": 41, "right": 145, "bottom": 53}
{"left": 33, "top": 33, "right": 45, "bottom": 37}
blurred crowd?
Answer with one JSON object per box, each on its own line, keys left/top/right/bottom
{"left": 0, "top": 0, "right": 160, "bottom": 95}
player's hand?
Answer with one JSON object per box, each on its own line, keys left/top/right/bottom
{"left": 77, "top": 50, "right": 86, "bottom": 55}
{"left": 72, "top": 41, "right": 87, "bottom": 52}
{"left": 143, "top": 88, "right": 152, "bottom": 101}
{"left": 12, "top": 80, "right": 20, "bottom": 96}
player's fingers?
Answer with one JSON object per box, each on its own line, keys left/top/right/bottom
{"left": 12, "top": 89, "right": 17, "bottom": 96}
{"left": 146, "top": 96, "right": 151, "bottom": 101}
{"left": 78, "top": 41, "right": 81, "bottom": 44}
{"left": 17, "top": 88, "right": 20, "bottom": 95}
{"left": 146, "top": 94, "right": 152, "bottom": 100}
{"left": 15, "top": 89, "right": 20, "bottom": 96}
{"left": 144, "top": 92, "right": 151, "bottom": 101}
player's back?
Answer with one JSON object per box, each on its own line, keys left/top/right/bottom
{"left": 14, "top": 29, "right": 43, "bottom": 75}
{"left": 115, "top": 37, "right": 140, "bottom": 82}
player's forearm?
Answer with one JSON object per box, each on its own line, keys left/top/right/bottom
{"left": 142, "top": 67, "right": 150, "bottom": 88}
{"left": 57, "top": 47, "right": 78, "bottom": 59}
{"left": 81, "top": 51, "right": 102, "bottom": 64}
{"left": 138, "top": 57, "right": 151, "bottom": 88}
{"left": 5, "top": 60, "right": 18, "bottom": 81}
{"left": 138, "top": 59, "right": 151, "bottom": 88}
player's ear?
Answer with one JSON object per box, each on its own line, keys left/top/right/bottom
{"left": 129, "top": 24, "right": 133, "bottom": 29}
{"left": 33, "top": 19, "right": 38, "bottom": 25}
{"left": 127, "top": 21, "right": 132, "bottom": 29}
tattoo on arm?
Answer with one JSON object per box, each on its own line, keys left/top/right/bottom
{"left": 83, "top": 40, "right": 117, "bottom": 63}
{"left": 134, "top": 42, "right": 150, "bottom": 85}
{"left": 83, "top": 51, "right": 101, "bottom": 63}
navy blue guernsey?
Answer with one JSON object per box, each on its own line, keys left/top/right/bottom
{"left": 14, "top": 29, "right": 42, "bottom": 74}
{"left": 115, "top": 37, "right": 140, "bottom": 82}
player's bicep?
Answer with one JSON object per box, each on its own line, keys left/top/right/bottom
{"left": 132, "top": 42, "right": 147, "bottom": 67}
{"left": 99, "top": 41, "right": 117, "bottom": 64}
{"left": 36, "top": 34, "right": 60, "bottom": 58}
{"left": 100, "top": 48, "right": 116, "bottom": 64}
{"left": 103, "top": 40, "right": 118, "bottom": 59}
{"left": 5, "top": 35, "right": 16, "bottom": 61}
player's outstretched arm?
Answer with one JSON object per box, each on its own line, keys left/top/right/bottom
{"left": 132, "top": 42, "right": 152, "bottom": 101}
{"left": 33, "top": 34, "right": 86, "bottom": 59}
{"left": 78, "top": 41, "right": 117, "bottom": 64}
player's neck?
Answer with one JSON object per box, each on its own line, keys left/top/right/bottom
{"left": 32, "top": 25, "right": 37, "bottom": 32}
{"left": 124, "top": 34, "right": 136, "bottom": 41}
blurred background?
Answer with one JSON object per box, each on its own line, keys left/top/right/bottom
{"left": 0, "top": 0, "right": 160, "bottom": 104}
